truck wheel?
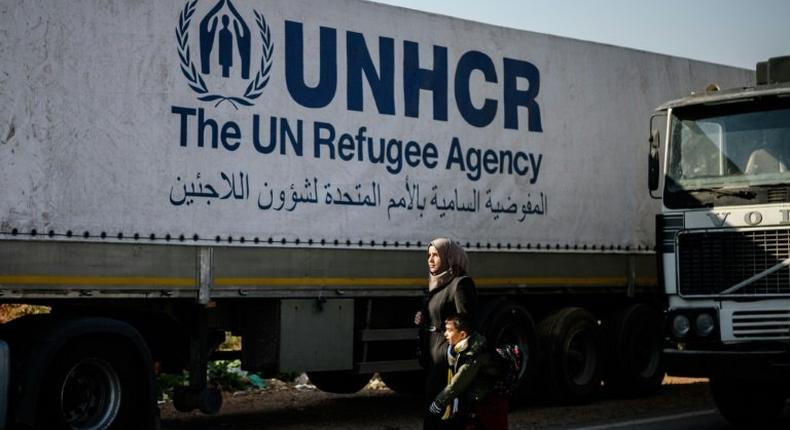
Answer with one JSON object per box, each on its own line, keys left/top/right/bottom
{"left": 38, "top": 339, "right": 144, "bottom": 430}
{"left": 379, "top": 370, "right": 424, "bottom": 396}
{"left": 537, "top": 307, "right": 603, "bottom": 404}
{"left": 604, "top": 304, "right": 664, "bottom": 396}
{"left": 482, "top": 302, "right": 537, "bottom": 400}
{"left": 710, "top": 375, "right": 786, "bottom": 428}
{"left": 306, "top": 371, "right": 372, "bottom": 394}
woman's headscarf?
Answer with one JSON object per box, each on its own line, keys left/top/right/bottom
{"left": 428, "top": 238, "right": 469, "bottom": 291}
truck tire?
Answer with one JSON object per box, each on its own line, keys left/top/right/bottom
{"left": 379, "top": 370, "right": 424, "bottom": 396}
{"left": 604, "top": 304, "right": 664, "bottom": 396}
{"left": 710, "top": 375, "right": 786, "bottom": 428}
{"left": 537, "top": 307, "right": 603, "bottom": 404}
{"left": 482, "top": 302, "right": 537, "bottom": 400}
{"left": 306, "top": 371, "right": 372, "bottom": 394}
{"left": 37, "top": 339, "right": 145, "bottom": 430}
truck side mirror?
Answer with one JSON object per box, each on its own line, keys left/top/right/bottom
{"left": 648, "top": 112, "right": 666, "bottom": 199}
{"left": 648, "top": 129, "right": 660, "bottom": 193}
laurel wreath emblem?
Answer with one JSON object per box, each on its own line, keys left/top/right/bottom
{"left": 176, "top": 0, "right": 274, "bottom": 109}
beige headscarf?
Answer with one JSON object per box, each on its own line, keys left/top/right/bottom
{"left": 428, "top": 238, "right": 469, "bottom": 291}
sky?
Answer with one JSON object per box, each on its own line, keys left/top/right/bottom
{"left": 368, "top": 0, "right": 790, "bottom": 70}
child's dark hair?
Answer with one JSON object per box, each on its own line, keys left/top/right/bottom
{"left": 445, "top": 314, "right": 472, "bottom": 333}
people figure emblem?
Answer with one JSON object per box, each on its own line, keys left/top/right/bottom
{"left": 198, "top": 0, "right": 251, "bottom": 79}
{"left": 218, "top": 15, "right": 233, "bottom": 77}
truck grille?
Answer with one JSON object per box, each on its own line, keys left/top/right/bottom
{"left": 731, "top": 310, "right": 790, "bottom": 341}
{"left": 677, "top": 229, "right": 790, "bottom": 296}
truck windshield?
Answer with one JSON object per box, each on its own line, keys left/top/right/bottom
{"left": 665, "top": 98, "right": 790, "bottom": 208}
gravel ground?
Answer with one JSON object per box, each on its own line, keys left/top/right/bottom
{"left": 160, "top": 376, "right": 714, "bottom": 430}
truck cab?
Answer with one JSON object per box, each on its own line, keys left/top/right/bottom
{"left": 650, "top": 56, "right": 790, "bottom": 426}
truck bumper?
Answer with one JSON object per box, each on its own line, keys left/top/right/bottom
{"left": 664, "top": 347, "right": 790, "bottom": 378}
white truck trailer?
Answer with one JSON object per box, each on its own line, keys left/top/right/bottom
{"left": 652, "top": 55, "right": 790, "bottom": 427}
{"left": 0, "top": 0, "right": 750, "bottom": 428}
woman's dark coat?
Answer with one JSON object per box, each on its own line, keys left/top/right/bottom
{"left": 423, "top": 276, "right": 478, "bottom": 366}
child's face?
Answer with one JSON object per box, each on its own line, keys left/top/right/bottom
{"left": 444, "top": 322, "right": 467, "bottom": 346}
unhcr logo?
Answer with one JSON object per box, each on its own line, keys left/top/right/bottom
{"left": 177, "top": 0, "right": 274, "bottom": 108}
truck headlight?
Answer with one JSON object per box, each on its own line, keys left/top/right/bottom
{"left": 671, "top": 314, "right": 690, "bottom": 338}
{"left": 695, "top": 313, "right": 716, "bottom": 337}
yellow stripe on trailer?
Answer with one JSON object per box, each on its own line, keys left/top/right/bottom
{"left": 0, "top": 275, "right": 656, "bottom": 288}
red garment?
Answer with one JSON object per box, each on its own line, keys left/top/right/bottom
{"left": 464, "top": 394, "right": 509, "bottom": 430}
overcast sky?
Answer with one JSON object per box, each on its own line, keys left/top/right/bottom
{"left": 368, "top": 0, "right": 790, "bottom": 69}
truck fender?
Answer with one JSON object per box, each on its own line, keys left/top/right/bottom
{"left": 10, "top": 316, "right": 157, "bottom": 428}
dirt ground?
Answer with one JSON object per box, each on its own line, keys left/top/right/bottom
{"left": 160, "top": 376, "right": 714, "bottom": 429}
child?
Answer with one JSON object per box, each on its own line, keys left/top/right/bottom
{"left": 428, "top": 314, "right": 509, "bottom": 430}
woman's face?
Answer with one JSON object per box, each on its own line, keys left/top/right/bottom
{"left": 428, "top": 245, "right": 443, "bottom": 274}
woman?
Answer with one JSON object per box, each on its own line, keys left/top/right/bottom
{"left": 415, "top": 238, "right": 478, "bottom": 429}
